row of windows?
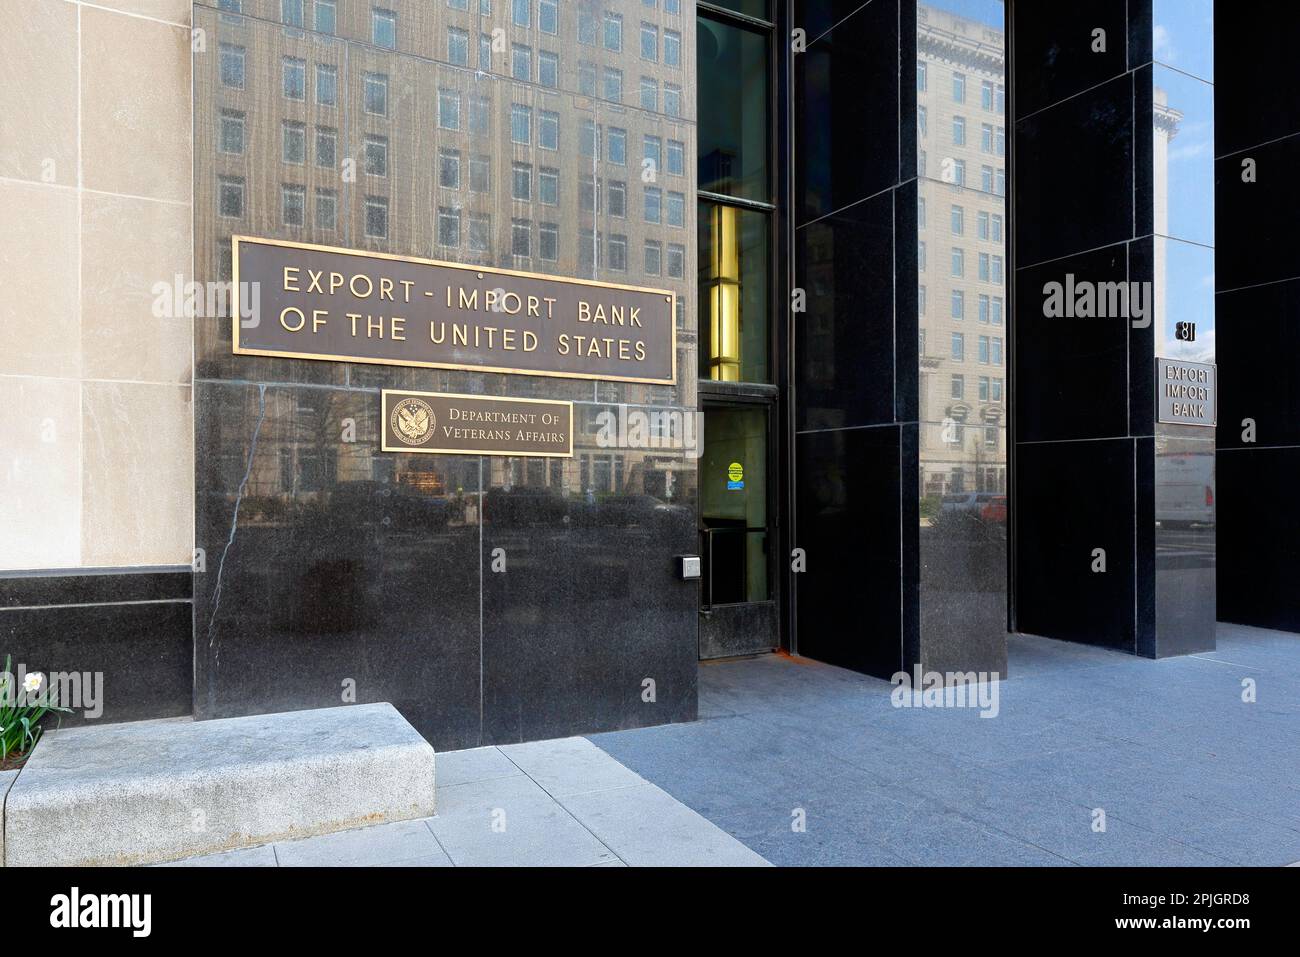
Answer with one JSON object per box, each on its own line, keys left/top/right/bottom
{"left": 919, "top": 152, "right": 1006, "bottom": 194}
{"left": 218, "top": 111, "right": 686, "bottom": 186}
{"left": 219, "top": 170, "right": 686, "bottom": 230}
{"left": 216, "top": 173, "right": 689, "bottom": 240}
{"left": 918, "top": 244, "right": 1005, "bottom": 284}
{"left": 918, "top": 199, "right": 1004, "bottom": 241}
{"left": 946, "top": 374, "right": 1005, "bottom": 403}
{"left": 215, "top": 180, "right": 687, "bottom": 272}
{"left": 917, "top": 62, "right": 1005, "bottom": 114}
{"left": 941, "top": 332, "right": 1003, "bottom": 365}
{"left": 918, "top": 109, "right": 1005, "bottom": 155}
{"left": 919, "top": 287, "right": 1005, "bottom": 324}
{"left": 218, "top": 46, "right": 685, "bottom": 118}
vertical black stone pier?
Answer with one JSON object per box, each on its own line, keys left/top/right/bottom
{"left": 1011, "top": 0, "right": 1217, "bottom": 656}
{"left": 1215, "top": 2, "right": 1300, "bottom": 634}
{"left": 793, "top": 0, "right": 1009, "bottom": 680}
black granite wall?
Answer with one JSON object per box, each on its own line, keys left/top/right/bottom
{"left": 0, "top": 569, "right": 193, "bottom": 726}
{"left": 190, "top": 0, "right": 700, "bottom": 750}
{"left": 1215, "top": 3, "right": 1300, "bottom": 633}
{"left": 792, "top": 0, "right": 1008, "bottom": 680}
{"left": 1010, "top": 0, "right": 1216, "bottom": 656}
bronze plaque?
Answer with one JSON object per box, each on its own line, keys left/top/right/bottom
{"left": 233, "top": 236, "right": 676, "bottom": 384}
{"left": 381, "top": 390, "right": 574, "bottom": 458}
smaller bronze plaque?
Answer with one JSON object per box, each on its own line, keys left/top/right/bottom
{"left": 381, "top": 390, "right": 573, "bottom": 458}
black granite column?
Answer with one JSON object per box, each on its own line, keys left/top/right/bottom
{"left": 793, "top": 0, "right": 1008, "bottom": 679}
{"left": 1010, "top": 0, "right": 1216, "bottom": 656}
{"left": 1215, "top": 3, "right": 1300, "bottom": 633}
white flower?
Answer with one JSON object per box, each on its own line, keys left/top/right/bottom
{"left": 23, "top": 673, "right": 43, "bottom": 693}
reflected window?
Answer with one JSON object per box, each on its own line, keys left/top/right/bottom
{"left": 315, "top": 127, "right": 336, "bottom": 168}
{"left": 282, "top": 121, "right": 305, "bottom": 164}
{"left": 511, "top": 219, "right": 531, "bottom": 257}
{"left": 539, "top": 222, "right": 558, "bottom": 261}
{"left": 604, "top": 12, "right": 622, "bottom": 51}
{"left": 218, "top": 110, "right": 244, "bottom": 155}
{"left": 439, "top": 149, "right": 461, "bottom": 189}
{"left": 315, "top": 0, "right": 336, "bottom": 33}
{"left": 449, "top": 29, "right": 470, "bottom": 66}
{"left": 364, "top": 135, "right": 388, "bottom": 177}
{"left": 365, "top": 197, "right": 388, "bottom": 239}
{"left": 512, "top": 44, "right": 531, "bottom": 80}
{"left": 282, "top": 185, "right": 305, "bottom": 227}
{"left": 438, "top": 207, "right": 460, "bottom": 248}
{"left": 281, "top": 0, "right": 303, "bottom": 28}
{"left": 316, "top": 65, "right": 337, "bottom": 106}
{"left": 539, "top": 51, "right": 558, "bottom": 87}
{"left": 539, "top": 110, "right": 559, "bottom": 149}
{"left": 641, "top": 24, "right": 658, "bottom": 60}
{"left": 439, "top": 90, "right": 461, "bottom": 129}
{"left": 540, "top": 0, "right": 558, "bottom": 35}
{"left": 365, "top": 74, "right": 388, "bottom": 116}
{"left": 218, "top": 176, "right": 244, "bottom": 218}
{"left": 511, "top": 104, "right": 531, "bottom": 143}
{"left": 282, "top": 57, "right": 305, "bottom": 99}
{"left": 372, "top": 8, "right": 396, "bottom": 49}
{"left": 538, "top": 167, "right": 558, "bottom": 204}
{"left": 315, "top": 189, "right": 336, "bottom": 231}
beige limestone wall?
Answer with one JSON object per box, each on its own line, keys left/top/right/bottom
{"left": 0, "top": 0, "right": 194, "bottom": 570}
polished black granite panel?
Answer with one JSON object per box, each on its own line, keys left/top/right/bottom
{"left": 1217, "top": 446, "right": 1300, "bottom": 632}
{"left": 480, "top": 405, "right": 699, "bottom": 743}
{"left": 0, "top": 600, "right": 192, "bottom": 726}
{"left": 191, "top": 1, "right": 701, "bottom": 745}
{"left": 1127, "top": 234, "right": 1155, "bottom": 437}
{"left": 796, "top": 188, "right": 896, "bottom": 431}
{"left": 1013, "top": 243, "right": 1130, "bottom": 443}
{"left": 796, "top": 0, "right": 901, "bottom": 223}
{"left": 1216, "top": 133, "right": 1300, "bottom": 291}
{"left": 1214, "top": 0, "right": 1300, "bottom": 155}
{"left": 917, "top": 430, "right": 1008, "bottom": 676}
{"left": 1011, "top": 0, "right": 1130, "bottom": 118}
{"left": 1149, "top": 431, "right": 1215, "bottom": 657}
{"left": 1014, "top": 73, "right": 1134, "bottom": 267}
{"left": 1015, "top": 438, "right": 1136, "bottom": 651}
{"left": 795, "top": 425, "right": 903, "bottom": 678}
{"left": 0, "top": 569, "right": 191, "bottom": 608}
{"left": 1217, "top": 278, "right": 1300, "bottom": 449}
{"left": 1133, "top": 63, "right": 1155, "bottom": 240}
{"left": 1128, "top": 0, "right": 1154, "bottom": 71}
{"left": 193, "top": 381, "right": 485, "bottom": 750}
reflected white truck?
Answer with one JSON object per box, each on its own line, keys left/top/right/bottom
{"left": 1156, "top": 452, "right": 1215, "bottom": 526}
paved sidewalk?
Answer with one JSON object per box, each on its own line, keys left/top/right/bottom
{"left": 163, "top": 737, "right": 768, "bottom": 867}
{"left": 591, "top": 624, "right": 1300, "bottom": 866}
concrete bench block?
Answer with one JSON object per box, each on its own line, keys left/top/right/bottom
{"left": 3, "top": 703, "right": 434, "bottom": 867}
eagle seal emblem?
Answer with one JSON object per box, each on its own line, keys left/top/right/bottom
{"left": 391, "top": 397, "right": 435, "bottom": 446}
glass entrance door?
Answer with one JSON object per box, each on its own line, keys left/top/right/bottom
{"left": 698, "top": 404, "right": 777, "bottom": 657}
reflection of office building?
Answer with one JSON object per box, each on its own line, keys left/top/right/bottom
{"left": 916, "top": 4, "right": 1006, "bottom": 501}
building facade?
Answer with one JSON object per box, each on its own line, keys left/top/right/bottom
{"left": 0, "top": 0, "right": 1244, "bottom": 752}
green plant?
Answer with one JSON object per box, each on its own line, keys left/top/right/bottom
{"left": 0, "top": 655, "right": 71, "bottom": 768}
